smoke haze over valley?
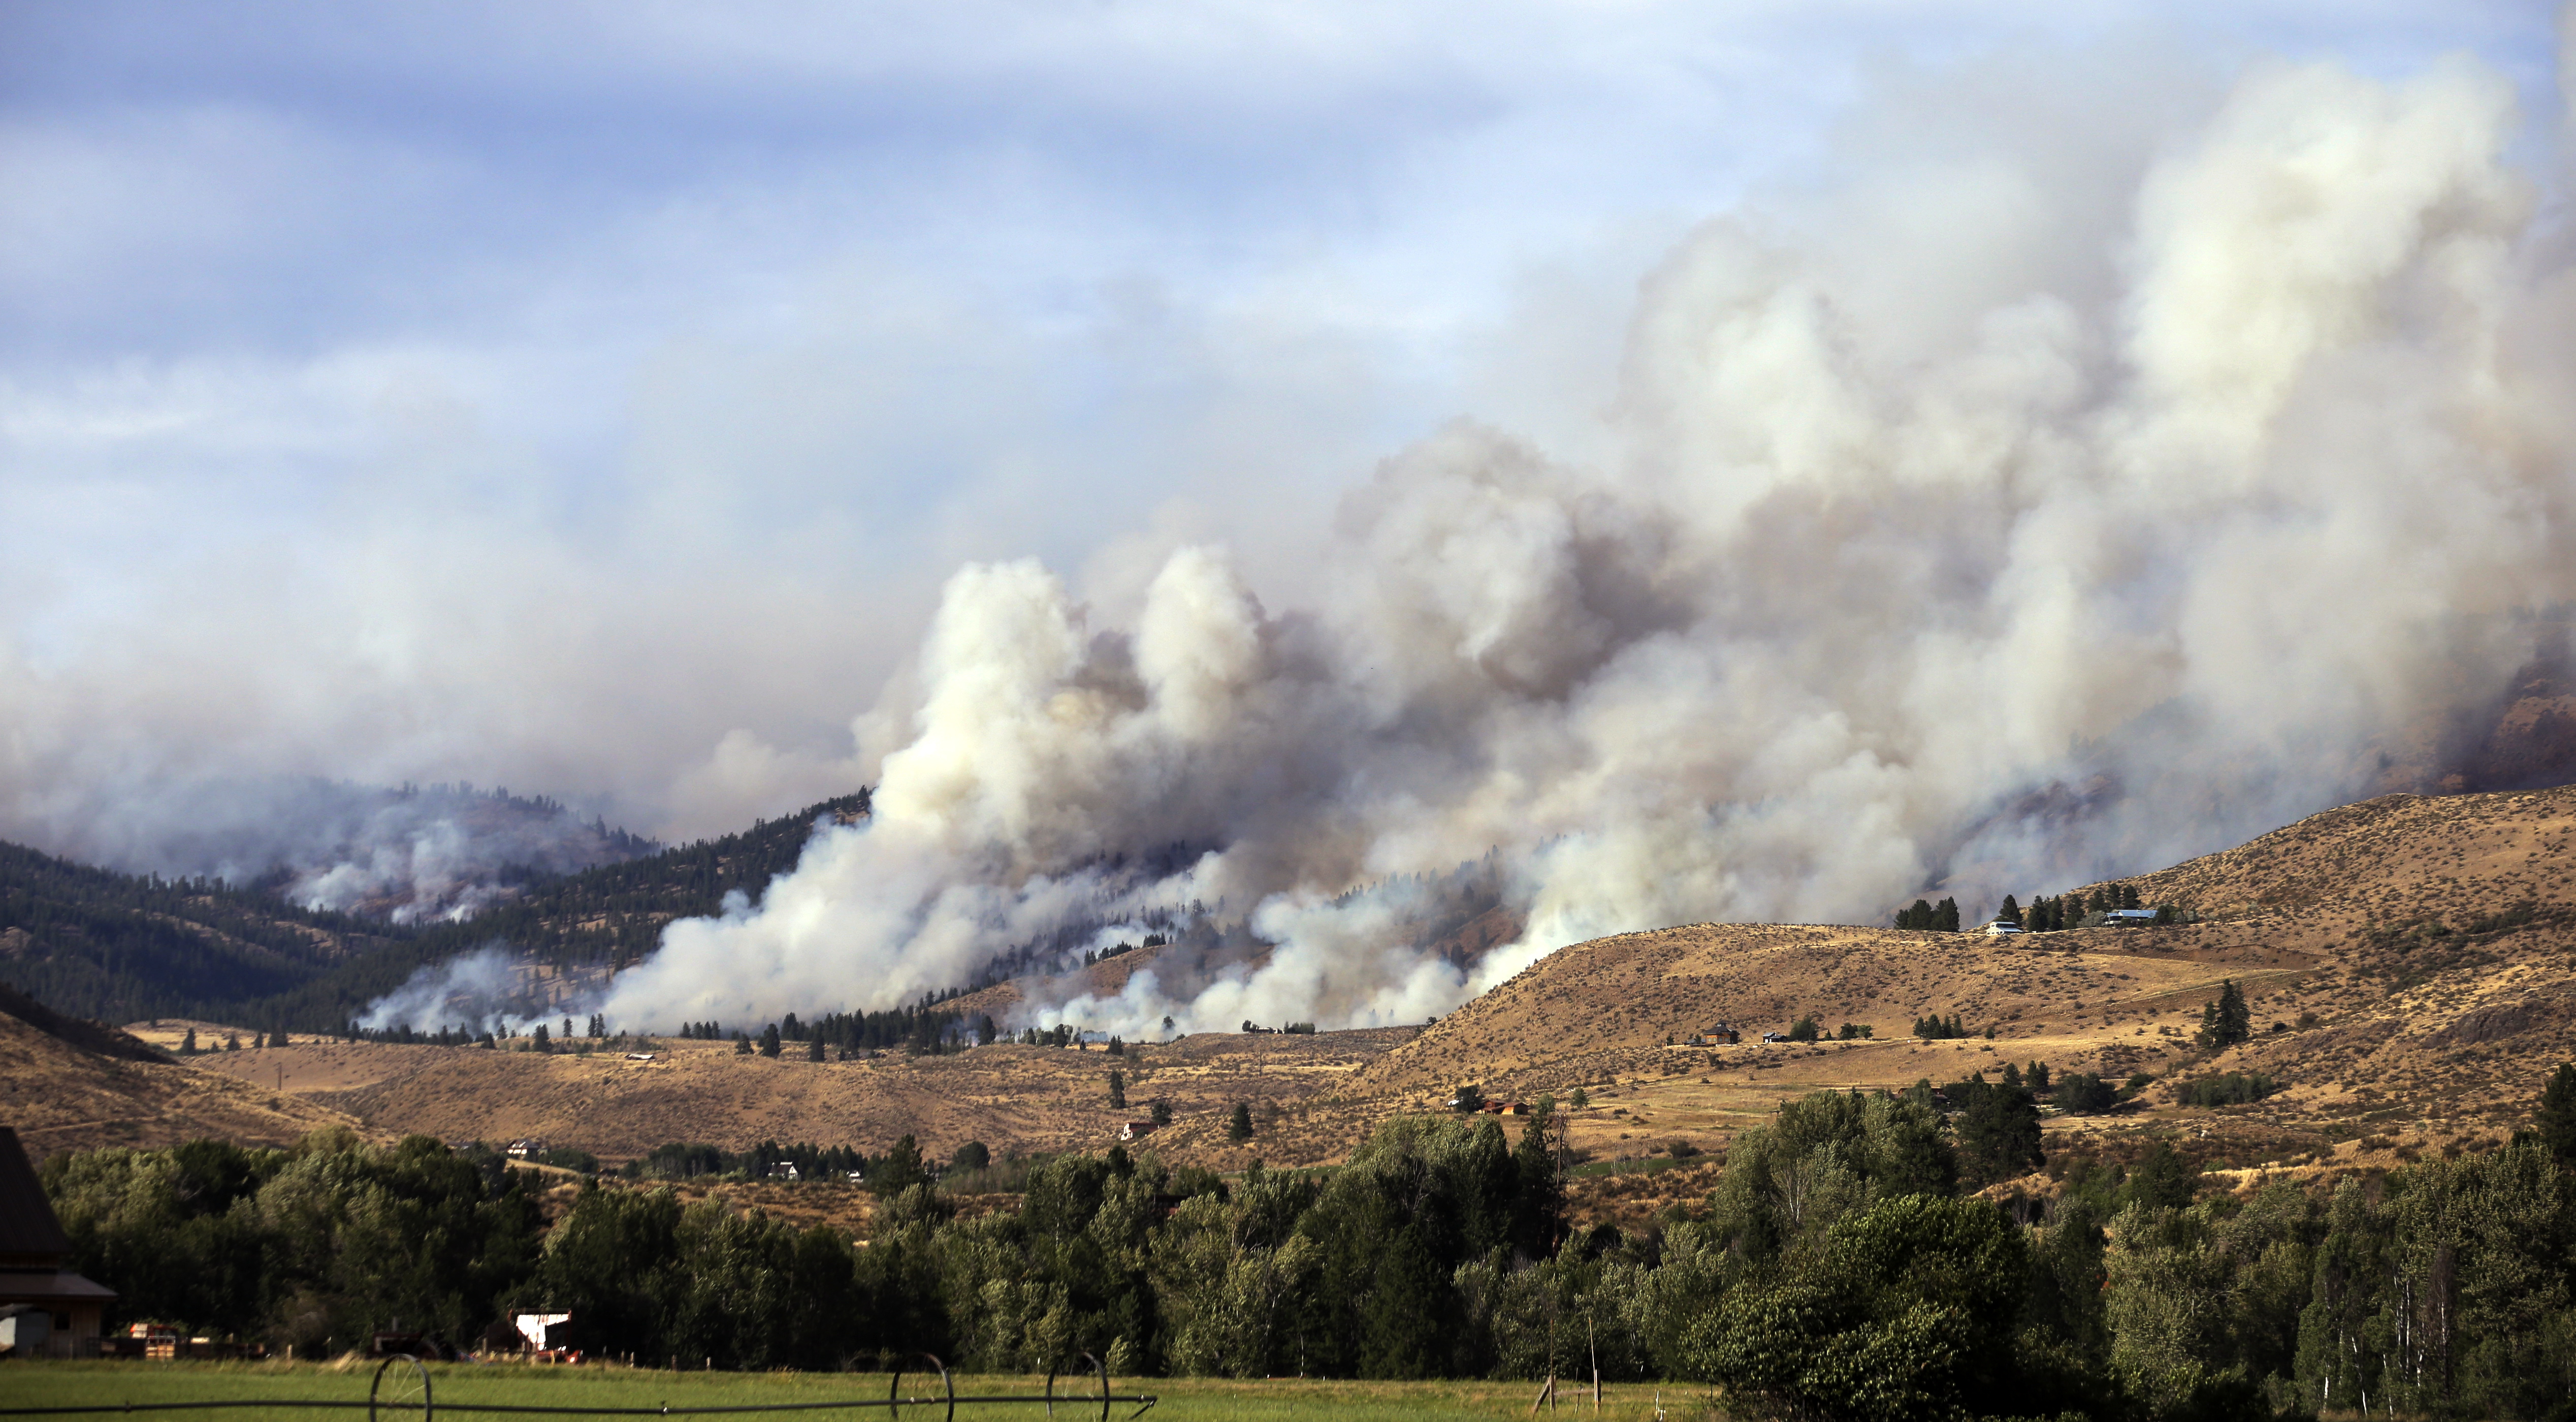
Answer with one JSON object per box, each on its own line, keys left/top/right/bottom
{"left": 5, "top": 3, "right": 2573, "bottom": 1038}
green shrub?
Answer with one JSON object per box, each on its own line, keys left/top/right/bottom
{"left": 2177, "top": 1071, "right": 2278, "bottom": 1108}
{"left": 2057, "top": 1072, "right": 2119, "bottom": 1114}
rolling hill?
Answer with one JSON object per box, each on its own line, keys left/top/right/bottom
{"left": 76, "top": 781, "right": 2571, "bottom": 1198}
{"left": 1339, "top": 781, "right": 2575, "bottom": 1177}
{"left": 0, "top": 982, "right": 366, "bottom": 1159}
{"left": 0, "top": 791, "right": 872, "bottom": 1033}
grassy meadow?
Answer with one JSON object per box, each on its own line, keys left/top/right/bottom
{"left": 0, "top": 1362, "right": 1707, "bottom": 1422}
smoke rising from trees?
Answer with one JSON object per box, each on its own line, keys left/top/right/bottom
{"left": 591, "top": 50, "right": 2576, "bottom": 1036}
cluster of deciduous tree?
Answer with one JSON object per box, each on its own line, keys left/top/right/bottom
{"left": 42, "top": 1067, "right": 2576, "bottom": 1418}
{"left": 41, "top": 1131, "right": 543, "bottom": 1355}
{"left": 626, "top": 1140, "right": 866, "bottom": 1184}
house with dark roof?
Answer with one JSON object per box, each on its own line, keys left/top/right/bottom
{"left": 0, "top": 1126, "right": 116, "bottom": 1357}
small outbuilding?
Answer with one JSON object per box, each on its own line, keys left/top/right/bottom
{"left": 512, "top": 1313, "right": 573, "bottom": 1351}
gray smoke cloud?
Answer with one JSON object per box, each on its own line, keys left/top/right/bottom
{"left": 356, "top": 944, "right": 545, "bottom": 1035}
{"left": 589, "top": 49, "right": 2576, "bottom": 1038}
{"left": 17, "top": 777, "right": 655, "bottom": 923}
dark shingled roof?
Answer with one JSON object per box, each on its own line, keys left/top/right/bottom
{"left": 0, "top": 1127, "right": 72, "bottom": 1260}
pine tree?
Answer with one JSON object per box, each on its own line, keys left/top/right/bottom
{"left": 807, "top": 1036, "right": 825, "bottom": 1062}
{"left": 1510, "top": 1102, "right": 1565, "bottom": 1257}
{"left": 1953, "top": 1074, "right": 2044, "bottom": 1185}
{"left": 760, "top": 1024, "right": 782, "bottom": 1058}
{"left": 2198, "top": 980, "right": 2251, "bottom": 1050}
{"left": 1998, "top": 895, "right": 2021, "bottom": 926}
{"left": 1108, "top": 1069, "right": 1127, "bottom": 1109}
{"left": 181, "top": 1028, "right": 197, "bottom": 1055}
{"left": 867, "top": 1134, "right": 929, "bottom": 1196}
{"left": 1935, "top": 897, "right": 1961, "bottom": 931}
{"left": 2533, "top": 1062, "right": 2576, "bottom": 1168}
{"left": 1227, "top": 1101, "right": 1254, "bottom": 1142}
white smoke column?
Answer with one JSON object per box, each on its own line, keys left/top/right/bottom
{"left": 357, "top": 944, "right": 546, "bottom": 1036}
{"left": 596, "top": 48, "right": 2576, "bottom": 1038}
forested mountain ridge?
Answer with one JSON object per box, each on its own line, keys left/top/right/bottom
{"left": 0, "top": 790, "right": 871, "bottom": 1032}
{"left": 0, "top": 838, "right": 403, "bottom": 1023}
{"left": 256, "top": 788, "right": 875, "bottom": 1030}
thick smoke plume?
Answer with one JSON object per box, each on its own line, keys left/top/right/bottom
{"left": 576, "top": 53, "right": 2575, "bottom": 1037}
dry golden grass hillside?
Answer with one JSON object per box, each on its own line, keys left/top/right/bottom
{"left": 1347, "top": 783, "right": 2576, "bottom": 1174}
{"left": 2, "top": 1010, "right": 368, "bottom": 1159}
{"left": 163, "top": 1023, "right": 1420, "bottom": 1170}
{"left": 103, "top": 782, "right": 2576, "bottom": 1189}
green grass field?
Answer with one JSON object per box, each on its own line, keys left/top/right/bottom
{"left": 0, "top": 1361, "right": 1708, "bottom": 1422}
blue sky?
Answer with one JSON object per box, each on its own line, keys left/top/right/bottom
{"left": 1, "top": 1, "right": 2564, "bottom": 846}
